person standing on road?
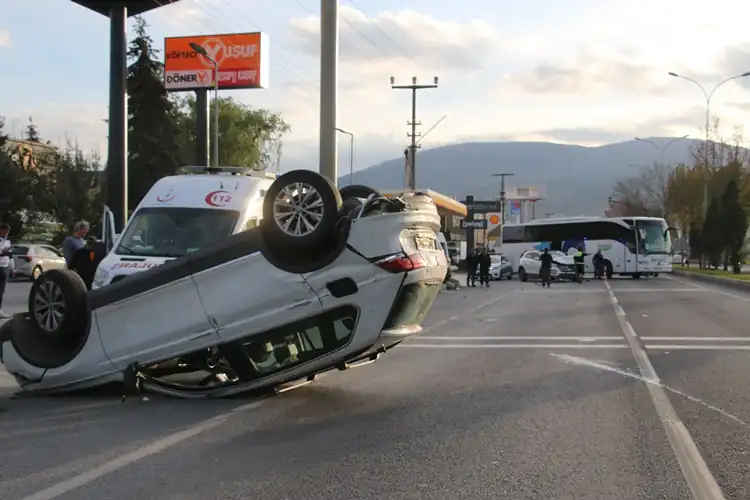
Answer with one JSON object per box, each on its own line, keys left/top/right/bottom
{"left": 478, "top": 248, "right": 491, "bottom": 287}
{"left": 539, "top": 248, "right": 553, "bottom": 288}
{"left": 0, "top": 223, "right": 16, "bottom": 319}
{"left": 62, "top": 221, "right": 89, "bottom": 268}
{"left": 466, "top": 248, "right": 478, "bottom": 287}
{"left": 593, "top": 249, "right": 604, "bottom": 279}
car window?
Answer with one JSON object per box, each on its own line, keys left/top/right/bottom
{"left": 115, "top": 207, "right": 240, "bottom": 258}
{"left": 43, "top": 246, "right": 63, "bottom": 258}
{"left": 525, "top": 251, "right": 539, "bottom": 260}
{"left": 238, "top": 306, "right": 358, "bottom": 379}
{"left": 10, "top": 246, "right": 29, "bottom": 255}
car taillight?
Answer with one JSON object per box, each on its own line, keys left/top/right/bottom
{"left": 22, "top": 256, "right": 32, "bottom": 263}
{"left": 373, "top": 253, "right": 426, "bottom": 273}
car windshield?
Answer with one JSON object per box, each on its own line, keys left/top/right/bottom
{"left": 636, "top": 219, "right": 670, "bottom": 255}
{"left": 490, "top": 255, "right": 503, "bottom": 264}
{"left": 115, "top": 207, "right": 240, "bottom": 258}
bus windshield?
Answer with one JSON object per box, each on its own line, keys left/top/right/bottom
{"left": 636, "top": 219, "right": 670, "bottom": 255}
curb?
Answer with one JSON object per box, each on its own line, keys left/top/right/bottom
{"left": 672, "top": 269, "right": 750, "bottom": 293}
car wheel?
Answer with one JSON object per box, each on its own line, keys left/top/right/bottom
{"left": 518, "top": 267, "right": 527, "bottom": 282}
{"left": 31, "top": 266, "right": 43, "bottom": 281}
{"left": 27, "top": 269, "right": 89, "bottom": 341}
{"left": 262, "top": 169, "right": 343, "bottom": 251}
{"left": 339, "top": 184, "right": 380, "bottom": 201}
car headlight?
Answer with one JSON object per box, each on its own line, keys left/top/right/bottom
{"left": 92, "top": 268, "right": 109, "bottom": 287}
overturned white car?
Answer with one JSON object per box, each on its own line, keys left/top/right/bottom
{"left": 0, "top": 170, "right": 448, "bottom": 398}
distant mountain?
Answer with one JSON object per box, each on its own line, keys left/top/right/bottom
{"left": 338, "top": 138, "right": 699, "bottom": 216}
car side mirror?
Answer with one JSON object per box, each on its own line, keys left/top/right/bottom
{"left": 664, "top": 226, "right": 679, "bottom": 239}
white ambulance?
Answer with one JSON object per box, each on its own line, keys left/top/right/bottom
{"left": 92, "top": 166, "right": 276, "bottom": 289}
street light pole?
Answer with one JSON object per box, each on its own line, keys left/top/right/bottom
{"left": 190, "top": 42, "right": 220, "bottom": 168}
{"left": 634, "top": 135, "right": 690, "bottom": 166}
{"left": 335, "top": 127, "right": 354, "bottom": 186}
{"left": 667, "top": 71, "right": 750, "bottom": 218}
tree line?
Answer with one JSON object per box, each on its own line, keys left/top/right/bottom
{"left": 0, "top": 16, "right": 289, "bottom": 242}
{"left": 609, "top": 123, "right": 749, "bottom": 272}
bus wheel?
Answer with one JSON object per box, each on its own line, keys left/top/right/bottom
{"left": 632, "top": 273, "right": 641, "bottom": 279}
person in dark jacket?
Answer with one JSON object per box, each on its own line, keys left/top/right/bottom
{"left": 69, "top": 237, "right": 100, "bottom": 290}
{"left": 539, "top": 248, "right": 553, "bottom": 287}
{"left": 466, "top": 249, "right": 478, "bottom": 287}
{"left": 592, "top": 249, "right": 604, "bottom": 279}
{"left": 478, "top": 248, "right": 492, "bottom": 287}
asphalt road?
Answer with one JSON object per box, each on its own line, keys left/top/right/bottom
{"left": 2, "top": 275, "right": 750, "bottom": 499}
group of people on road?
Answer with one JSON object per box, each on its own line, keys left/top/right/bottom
{"left": 465, "top": 247, "right": 493, "bottom": 287}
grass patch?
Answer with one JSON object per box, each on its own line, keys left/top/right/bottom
{"left": 678, "top": 267, "right": 750, "bottom": 281}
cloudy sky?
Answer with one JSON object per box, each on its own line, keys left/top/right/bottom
{"left": 2, "top": 0, "right": 750, "bottom": 173}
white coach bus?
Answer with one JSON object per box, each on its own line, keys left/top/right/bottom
{"left": 493, "top": 216, "right": 678, "bottom": 279}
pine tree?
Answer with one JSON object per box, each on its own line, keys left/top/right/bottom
{"left": 720, "top": 180, "right": 748, "bottom": 273}
{"left": 126, "top": 15, "right": 184, "bottom": 209}
{"left": 25, "top": 117, "right": 40, "bottom": 142}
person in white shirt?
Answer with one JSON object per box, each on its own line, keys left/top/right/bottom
{"left": 0, "top": 222, "right": 15, "bottom": 319}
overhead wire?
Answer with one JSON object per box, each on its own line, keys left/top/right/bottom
{"left": 344, "top": 0, "right": 427, "bottom": 73}
{"left": 293, "top": 0, "right": 372, "bottom": 61}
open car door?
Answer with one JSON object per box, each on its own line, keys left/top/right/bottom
{"left": 102, "top": 205, "right": 116, "bottom": 253}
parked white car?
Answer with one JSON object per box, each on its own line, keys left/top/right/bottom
{"left": 0, "top": 171, "right": 448, "bottom": 398}
{"left": 516, "top": 249, "right": 577, "bottom": 282}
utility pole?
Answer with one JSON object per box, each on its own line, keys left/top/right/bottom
{"left": 492, "top": 172, "right": 514, "bottom": 254}
{"left": 391, "top": 76, "right": 438, "bottom": 189}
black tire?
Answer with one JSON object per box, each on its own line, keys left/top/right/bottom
{"left": 339, "top": 184, "right": 380, "bottom": 200}
{"left": 518, "top": 267, "right": 527, "bottom": 282}
{"left": 31, "top": 266, "right": 43, "bottom": 281}
{"left": 605, "top": 261, "right": 613, "bottom": 279}
{"left": 262, "top": 170, "right": 342, "bottom": 251}
{"left": 632, "top": 273, "right": 641, "bottom": 280}
{"left": 28, "top": 269, "right": 89, "bottom": 341}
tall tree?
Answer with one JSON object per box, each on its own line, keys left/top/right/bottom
{"left": 175, "top": 95, "right": 290, "bottom": 170}
{"left": 43, "top": 142, "right": 103, "bottom": 233}
{"left": 126, "top": 15, "right": 184, "bottom": 209}
{"left": 25, "top": 117, "right": 40, "bottom": 142}
{"left": 701, "top": 197, "right": 723, "bottom": 268}
{"left": 719, "top": 180, "right": 748, "bottom": 273}
{"left": 0, "top": 117, "right": 48, "bottom": 236}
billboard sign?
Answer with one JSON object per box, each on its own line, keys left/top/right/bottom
{"left": 164, "top": 32, "right": 269, "bottom": 91}
{"left": 510, "top": 200, "right": 521, "bottom": 215}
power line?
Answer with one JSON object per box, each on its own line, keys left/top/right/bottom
{"left": 344, "top": 0, "right": 425, "bottom": 71}
{"left": 293, "top": 0, "right": 372, "bottom": 60}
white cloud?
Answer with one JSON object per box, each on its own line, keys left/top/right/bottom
{"left": 500, "top": 45, "right": 669, "bottom": 96}
{"left": 288, "top": 6, "right": 503, "bottom": 73}
{"left": 0, "top": 30, "right": 11, "bottom": 47}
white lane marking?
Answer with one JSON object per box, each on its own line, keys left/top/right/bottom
{"left": 520, "top": 288, "right": 706, "bottom": 294}
{"left": 647, "top": 345, "right": 750, "bottom": 351}
{"left": 642, "top": 337, "right": 750, "bottom": 342}
{"left": 19, "top": 401, "right": 264, "bottom": 500}
{"left": 666, "top": 275, "right": 750, "bottom": 302}
{"left": 550, "top": 353, "right": 747, "bottom": 427}
{"left": 604, "top": 280, "right": 726, "bottom": 500}
{"left": 422, "top": 291, "right": 514, "bottom": 333}
{"left": 402, "top": 344, "right": 628, "bottom": 349}
{"left": 418, "top": 336, "right": 622, "bottom": 341}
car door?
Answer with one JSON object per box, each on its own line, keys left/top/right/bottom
{"left": 526, "top": 251, "right": 541, "bottom": 275}
{"left": 191, "top": 246, "right": 323, "bottom": 343}
{"left": 101, "top": 205, "right": 117, "bottom": 253}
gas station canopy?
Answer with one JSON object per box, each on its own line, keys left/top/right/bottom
{"left": 71, "top": 0, "right": 181, "bottom": 17}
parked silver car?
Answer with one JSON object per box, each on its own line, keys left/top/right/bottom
{"left": 10, "top": 244, "right": 67, "bottom": 280}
